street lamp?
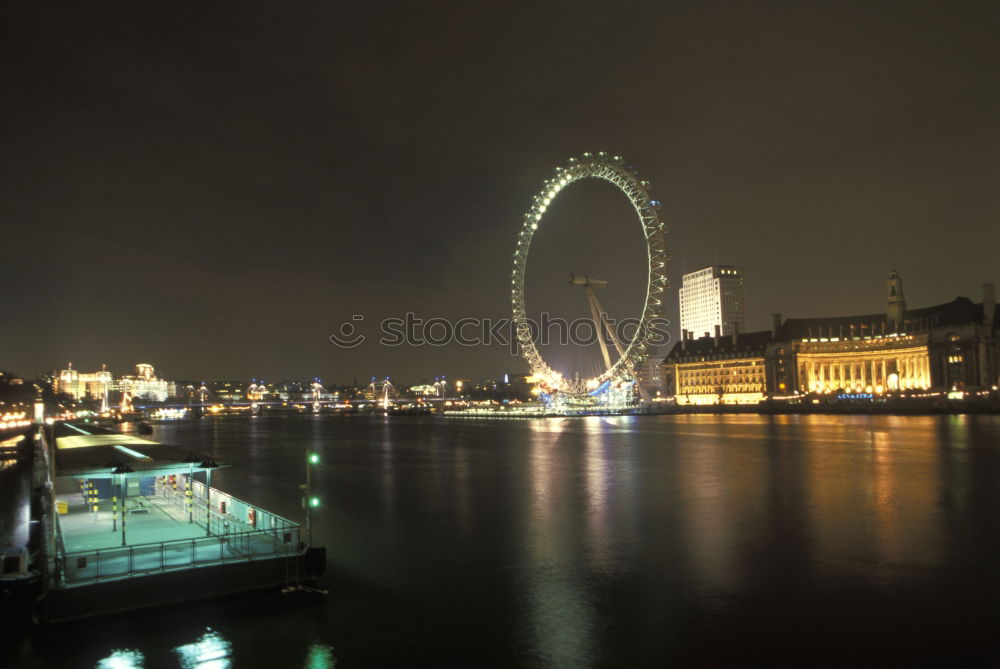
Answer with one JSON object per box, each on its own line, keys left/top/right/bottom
{"left": 302, "top": 451, "right": 320, "bottom": 547}
{"left": 199, "top": 458, "right": 219, "bottom": 535}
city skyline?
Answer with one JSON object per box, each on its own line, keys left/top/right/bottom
{"left": 9, "top": 268, "right": 995, "bottom": 393}
{"left": 2, "top": 2, "right": 997, "bottom": 380}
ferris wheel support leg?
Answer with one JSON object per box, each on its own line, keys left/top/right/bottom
{"left": 586, "top": 287, "right": 613, "bottom": 370}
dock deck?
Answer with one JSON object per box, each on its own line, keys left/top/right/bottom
{"left": 44, "top": 424, "right": 305, "bottom": 593}
{"left": 58, "top": 493, "right": 203, "bottom": 553}
{"left": 56, "top": 479, "right": 300, "bottom": 587}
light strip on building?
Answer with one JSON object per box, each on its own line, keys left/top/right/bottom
{"left": 113, "top": 444, "right": 153, "bottom": 461}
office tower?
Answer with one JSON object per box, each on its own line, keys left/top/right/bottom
{"left": 679, "top": 265, "right": 746, "bottom": 338}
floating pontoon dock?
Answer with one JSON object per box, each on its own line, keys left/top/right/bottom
{"left": 4, "top": 423, "right": 324, "bottom": 623}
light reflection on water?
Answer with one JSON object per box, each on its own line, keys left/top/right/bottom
{"left": 678, "top": 428, "right": 741, "bottom": 596}
{"left": 583, "top": 423, "right": 612, "bottom": 573}
{"left": 16, "top": 413, "right": 1000, "bottom": 667}
{"left": 523, "top": 415, "right": 595, "bottom": 667}
{"left": 96, "top": 648, "right": 144, "bottom": 669}
{"left": 302, "top": 643, "right": 336, "bottom": 668}
{"left": 173, "top": 629, "right": 232, "bottom": 669}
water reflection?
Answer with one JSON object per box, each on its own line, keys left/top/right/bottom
{"left": 75, "top": 413, "right": 1000, "bottom": 668}
{"left": 451, "top": 430, "right": 473, "bottom": 537}
{"left": 302, "top": 643, "right": 336, "bottom": 668}
{"left": 525, "top": 418, "right": 562, "bottom": 563}
{"left": 173, "top": 628, "right": 232, "bottom": 669}
{"left": 666, "top": 414, "right": 957, "bottom": 596}
{"left": 378, "top": 417, "right": 397, "bottom": 515}
{"left": 583, "top": 421, "right": 612, "bottom": 572}
{"left": 869, "top": 429, "right": 900, "bottom": 561}
{"left": 96, "top": 649, "right": 145, "bottom": 669}
{"left": 800, "top": 416, "right": 946, "bottom": 576}
{"left": 677, "top": 428, "right": 742, "bottom": 595}
{"left": 523, "top": 417, "right": 596, "bottom": 667}
{"left": 581, "top": 416, "right": 639, "bottom": 576}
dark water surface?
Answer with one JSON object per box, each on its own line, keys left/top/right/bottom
{"left": 10, "top": 414, "right": 1000, "bottom": 667}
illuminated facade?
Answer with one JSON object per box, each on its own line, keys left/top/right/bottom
{"left": 55, "top": 363, "right": 112, "bottom": 405}
{"left": 679, "top": 265, "right": 745, "bottom": 339}
{"left": 245, "top": 382, "right": 267, "bottom": 401}
{"left": 115, "top": 363, "right": 174, "bottom": 402}
{"left": 794, "top": 335, "right": 930, "bottom": 393}
{"left": 781, "top": 276, "right": 997, "bottom": 392}
{"left": 209, "top": 381, "right": 248, "bottom": 401}
{"left": 663, "top": 272, "right": 998, "bottom": 403}
{"left": 664, "top": 331, "right": 775, "bottom": 405}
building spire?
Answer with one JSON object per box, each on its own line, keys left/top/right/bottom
{"left": 887, "top": 268, "right": 906, "bottom": 328}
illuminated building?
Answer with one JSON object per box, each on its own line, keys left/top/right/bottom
{"left": 209, "top": 380, "right": 247, "bottom": 401}
{"left": 663, "top": 272, "right": 998, "bottom": 403}
{"left": 679, "top": 265, "right": 746, "bottom": 339}
{"left": 55, "top": 363, "right": 112, "bottom": 407}
{"left": 115, "top": 363, "right": 175, "bottom": 402}
{"left": 0, "top": 371, "right": 24, "bottom": 386}
{"left": 789, "top": 333, "right": 930, "bottom": 393}
{"left": 245, "top": 381, "right": 268, "bottom": 401}
{"left": 781, "top": 275, "right": 997, "bottom": 392}
{"left": 638, "top": 356, "right": 665, "bottom": 396}
{"left": 664, "top": 330, "right": 775, "bottom": 405}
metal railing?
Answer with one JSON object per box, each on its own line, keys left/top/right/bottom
{"left": 154, "top": 479, "right": 297, "bottom": 537}
{"left": 61, "top": 525, "right": 301, "bottom": 586}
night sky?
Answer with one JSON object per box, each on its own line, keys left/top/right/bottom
{"left": 2, "top": 1, "right": 996, "bottom": 383}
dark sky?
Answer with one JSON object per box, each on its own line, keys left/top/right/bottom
{"left": 2, "top": 1, "right": 997, "bottom": 383}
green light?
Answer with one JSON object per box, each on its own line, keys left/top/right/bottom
{"left": 309, "top": 453, "right": 320, "bottom": 464}
{"left": 304, "top": 643, "right": 335, "bottom": 669}
{"left": 309, "top": 497, "right": 320, "bottom": 507}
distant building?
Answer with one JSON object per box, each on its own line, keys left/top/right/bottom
{"left": 664, "top": 330, "right": 776, "bottom": 405}
{"left": 0, "top": 371, "right": 24, "bottom": 386}
{"left": 116, "top": 363, "right": 174, "bottom": 402}
{"left": 781, "top": 275, "right": 996, "bottom": 393}
{"left": 365, "top": 378, "right": 398, "bottom": 403}
{"left": 55, "top": 363, "right": 113, "bottom": 406}
{"left": 245, "top": 381, "right": 270, "bottom": 401}
{"left": 210, "top": 381, "right": 247, "bottom": 402}
{"left": 663, "top": 271, "right": 998, "bottom": 404}
{"left": 679, "top": 265, "right": 746, "bottom": 339}
{"left": 637, "top": 356, "right": 665, "bottom": 396}
{"left": 409, "top": 379, "right": 456, "bottom": 398}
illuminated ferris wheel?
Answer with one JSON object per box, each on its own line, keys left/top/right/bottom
{"left": 511, "top": 152, "right": 668, "bottom": 399}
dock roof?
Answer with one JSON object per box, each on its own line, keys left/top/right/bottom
{"left": 52, "top": 423, "right": 228, "bottom": 478}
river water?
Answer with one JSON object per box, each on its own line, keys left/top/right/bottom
{"left": 10, "top": 413, "right": 1000, "bottom": 667}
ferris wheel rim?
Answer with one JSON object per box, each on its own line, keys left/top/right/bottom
{"left": 510, "top": 152, "right": 668, "bottom": 396}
